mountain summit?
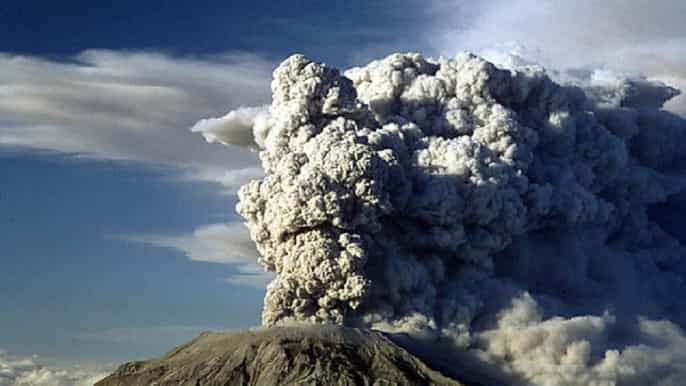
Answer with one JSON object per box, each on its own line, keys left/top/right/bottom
{"left": 95, "top": 325, "right": 463, "bottom": 386}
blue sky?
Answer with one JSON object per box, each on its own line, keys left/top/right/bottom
{"left": 1, "top": 0, "right": 685, "bottom": 378}
{"left": 1, "top": 151, "right": 259, "bottom": 362}
{"left": 0, "top": 0, "right": 428, "bottom": 66}
{"left": 0, "top": 0, "right": 437, "bottom": 366}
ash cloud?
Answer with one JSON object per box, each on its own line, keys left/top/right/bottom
{"left": 429, "top": 0, "right": 686, "bottom": 116}
{"left": 196, "top": 52, "right": 686, "bottom": 385}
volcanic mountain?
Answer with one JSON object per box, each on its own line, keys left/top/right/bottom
{"left": 95, "top": 325, "right": 464, "bottom": 386}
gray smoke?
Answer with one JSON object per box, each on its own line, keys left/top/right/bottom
{"left": 195, "top": 52, "right": 686, "bottom": 385}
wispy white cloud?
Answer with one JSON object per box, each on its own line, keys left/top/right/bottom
{"left": 0, "top": 50, "right": 272, "bottom": 186}
{"left": 122, "top": 222, "right": 273, "bottom": 288}
{"left": 0, "top": 349, "right": 108, "bottom": 386}
{"left": 187, "top": 166, "right": 264, "bottom": 195}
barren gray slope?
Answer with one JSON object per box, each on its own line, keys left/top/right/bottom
{"left": 95, "top": 325, "right": 463, "bottom": 386}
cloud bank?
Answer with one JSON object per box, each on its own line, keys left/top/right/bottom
{"left": 203, "top": 51, "right": 686, "bottom": 385}
{"left": 0, "top": 350, "right": 107, "bottom": 386}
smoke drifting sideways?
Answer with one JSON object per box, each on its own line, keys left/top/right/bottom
{"left": 193, "top": 52, "right": 686, "bottom": 385}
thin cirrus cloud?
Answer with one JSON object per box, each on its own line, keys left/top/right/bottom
{"left": 122, "top": 222, "right": 274, "bottom": 288}
{"left": 0, "top": 49, "right": 273, "bottom": 187}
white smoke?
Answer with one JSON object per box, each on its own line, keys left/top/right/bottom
{"left": 191, "top": 105, "right": 270, "bottom": 149}
{"left": 194, "top": 52, "right": 686, "bottom": 385}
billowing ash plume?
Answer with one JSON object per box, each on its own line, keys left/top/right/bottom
{"left": 196, "top": 52, "right": 686, "bottom": 385}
